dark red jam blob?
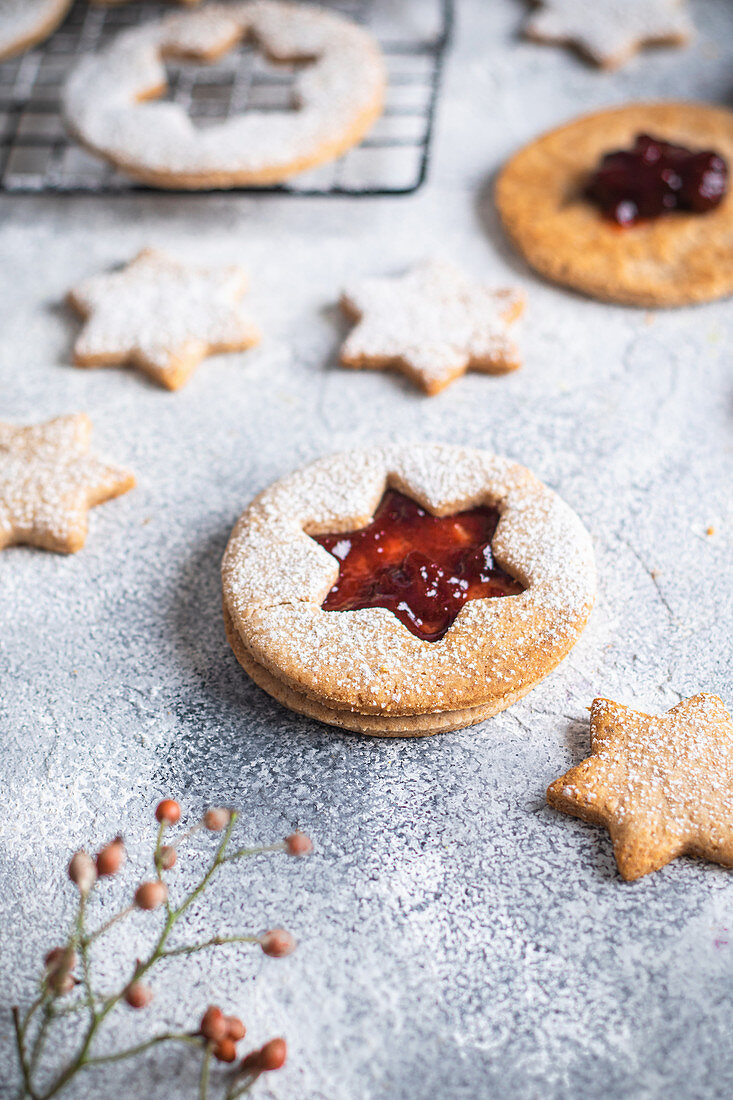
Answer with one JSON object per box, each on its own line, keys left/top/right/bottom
{"left": 586, "top": 132, "right": 728, "bottom": 226}
{"left": 311, "top": 490, "right": 524, "bottom": 643}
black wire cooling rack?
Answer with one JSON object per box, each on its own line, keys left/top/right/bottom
{"left": 0, "top": 0, "right": 453, "bottom": 195}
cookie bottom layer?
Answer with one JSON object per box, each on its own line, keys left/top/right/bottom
{"left": 224, "top": 606, "right": 539, "bottom": 737}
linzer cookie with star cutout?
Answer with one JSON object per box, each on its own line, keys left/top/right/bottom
{"left": 496, "top": 101, "right": 733, "bottom": 307}
{"left": 68, "top": 249, "right": 260, "bottom": 390}
{"left": 0, "top": 414, "right": 134, "bottom": 553}
{"left": 62, "top": 1, "right": 386, "bottom": 189}
{"left": 339, "top": 259, "right": 524, "bottom": 395}
{"left": 548, "top": 695, "right": 733, "bottom": 880}
{"left": 222, "top": 444, "right": 596, "bottom": 736}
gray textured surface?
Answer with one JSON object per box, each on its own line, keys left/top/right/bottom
{"left": 2, "top": 1, "right": 733, "bottom": 1097}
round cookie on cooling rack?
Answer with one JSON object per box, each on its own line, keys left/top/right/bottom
{"left": 496, "top": 102, "right": 733, "bottom": 308}
{"left": 222, "top": 444, "right": 596, "bottom": 737}
{"left": 62, "top": 1, "right": 387, "bottom": 189}
{"left": 0, "top": 0, "right": 71, "bottom": 61}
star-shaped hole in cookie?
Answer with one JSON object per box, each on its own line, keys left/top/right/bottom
{"left": 548, "top": 694, "right": 733, "bottom": 880}
{"left": 339, "top": 259, "right": 524, "bottom": 396}
{"left": 311, "top": 489, "right": 525, "bottom": 642}
{"left": 523, "top": 0, "right": 694, "bottom": 71}
{"left": 68, "top": 249, "right": 260, "bottom": 391}
{"left": 0, "top": 414, "right": 135, "bottom": 553}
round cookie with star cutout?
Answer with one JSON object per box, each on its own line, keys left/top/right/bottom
{"left": 222, "top": 444, "right": 596, "bottom": 736}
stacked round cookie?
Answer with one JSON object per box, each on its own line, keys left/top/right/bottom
{"left": 222, "top": 444, "right": 596, "bottom": 736}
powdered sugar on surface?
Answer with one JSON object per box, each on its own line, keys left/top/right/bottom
{"left": 62, "top": 1, "right": 386, "bottom": 181}
{"left": 341, "top": 259, "right": 524, "bottom": 392}
{"left": 69, "top": 248, "right": 259, "bottom": 385}
{"left": 2, "top": 0, "right": 733, "bottom": 1097}
{"left": 524, "top": 0, "right": 693, "bottom": 68}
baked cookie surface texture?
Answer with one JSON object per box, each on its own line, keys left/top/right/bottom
{"left": 340, "top": 259, "right": 524, "bottom": 396}
{"left": 496, "top": 101, "right": 733, "bottom": 307}
{"left": 62, "top": 1, "right": 387, "bottom": 189}
{"left": 548, "top": 694, "right": 733, "bottom": 881}
{"left": 523, "top": 0, "right": 693, "bottom": 70}
{"left": 222, "top": 444, "right": 596, "bottom": 736}
{"left": 0, "top": 414, "right": 135, "bottom": 553}
{"left": 68, "top": 249, "right": 260, "bottom": 390}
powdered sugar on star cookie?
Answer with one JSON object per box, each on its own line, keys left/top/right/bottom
{"left": 0, "top": 0, "right": 71, "bottom": 61}
{"left": 0, "top": 414, "right": 135, "bottom": 553}
{"left": 68, "top": 249, "right": 260, "bottom": 391}
{"left": 524, "top": 0, "right": 693, "bottom": 70}
{"left": 62, "top": 1, "right": 386, "bottom": 189}
{"left": 548, "top": 694, "right": 733, "bottom": 879}
{"left": 339, "top": 259, "right": 524, "bottom": 396}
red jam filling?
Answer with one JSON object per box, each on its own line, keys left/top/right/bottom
{"left": 586, "top": 132, "right": 728, "bottom": 226}
{"left": 311, "top": 489, "right": 524, "bottom": 642}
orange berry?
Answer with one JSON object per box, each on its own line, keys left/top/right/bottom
{"left": 45, "top": 946, "right": 77, "bottom": 994}
{"left": 96, "top": 837, "right": 125, "bottom": 877}
{"left": 284, "top": 832, "right": 312, "bottom": 857}
{"left": 239, "top": 1050, "right": 261, "bottom": 1074}
{"left": 259, "top": 1038, "right": 287, "bottom": 1072}
{"left": 134, "top": 881, "right": 168, "bottom": 910}
{"left": 213, "top": 1037, "right": 237, "bottom": 1063}
{"left": 200, "top": 1005, "right": 228, "bottom": 1043}
{"left": 225, "top": 1015, "right": 246, "bottom": 1041}
{"left": 49, "top": 971, "right": 75, "bottom": 996}
{"left": 124, "top": 982, "right": 153, "bottom": 1009}
{"left": 68, "top": 851, "right": 96, "bottom": 894}
{"left": 203, "top": 808, "right": 231, "bottom": 831}
{"left": 155, "top": 799, "right": 181, "bottom": 825}
{"left": 44, "top": 946, "right": 77, "bottom": 973}
{"left": 260, "top": 929, "right": 296, "bottom": 958}
{"left": 158, "top": 845, "right": 177, "bottom": 870}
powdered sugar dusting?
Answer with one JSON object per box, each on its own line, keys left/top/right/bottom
{"left": 0, "top": 414, "right": 135, "bottom": 552}
{"left": 222, "top": 444, "right": 596, "bottom": 716}
{"left": 550, "top": 694, "right": 733, "bottom": 878}
{"left": 69, "top": 248, "right": 259, "bottom": 389}
{"left": 340, "top": 259, "right": 524, "bottom": 394}
{"left": 0, "top": 0, "right": 70, "bottom": 60}
{"left": 524, "top": 0, "right": 693, "bottom": 69}
{"left": 62, "top": 0, "right": 387, "bottom": 185}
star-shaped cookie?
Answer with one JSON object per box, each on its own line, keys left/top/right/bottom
{"left": 0, "top": 414, "right": 135, "bottom": 553}
{"left": 68, "top": 249, "right": 260, "bottom": 391}
{"left": 548, "top": 694, "right": 733, "bottom": 880}
{"left": 523, "top": 0, "right": 693, "bottom": 70}
{"left": 339, "top": 259, "right": 524, "bottom": 396}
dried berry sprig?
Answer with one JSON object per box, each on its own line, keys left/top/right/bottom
{"left": 12, "top": 801, "right": 312, "bottom": 1100}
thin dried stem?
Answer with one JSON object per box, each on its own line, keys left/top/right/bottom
{"left": 85, "top": 1032, "right": 200, "bottom": 1067}
{"left": 199, "top": 1045, "right": 212, "bottom": 1100}
{"left": 161, "top": 934, "right": 260, "bottom": 960}
{"left": 12, "top": 805, "right": 301, "bottom": 1100}
{"left": 82, "top": 905, "right": 134, "bottom": 947}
